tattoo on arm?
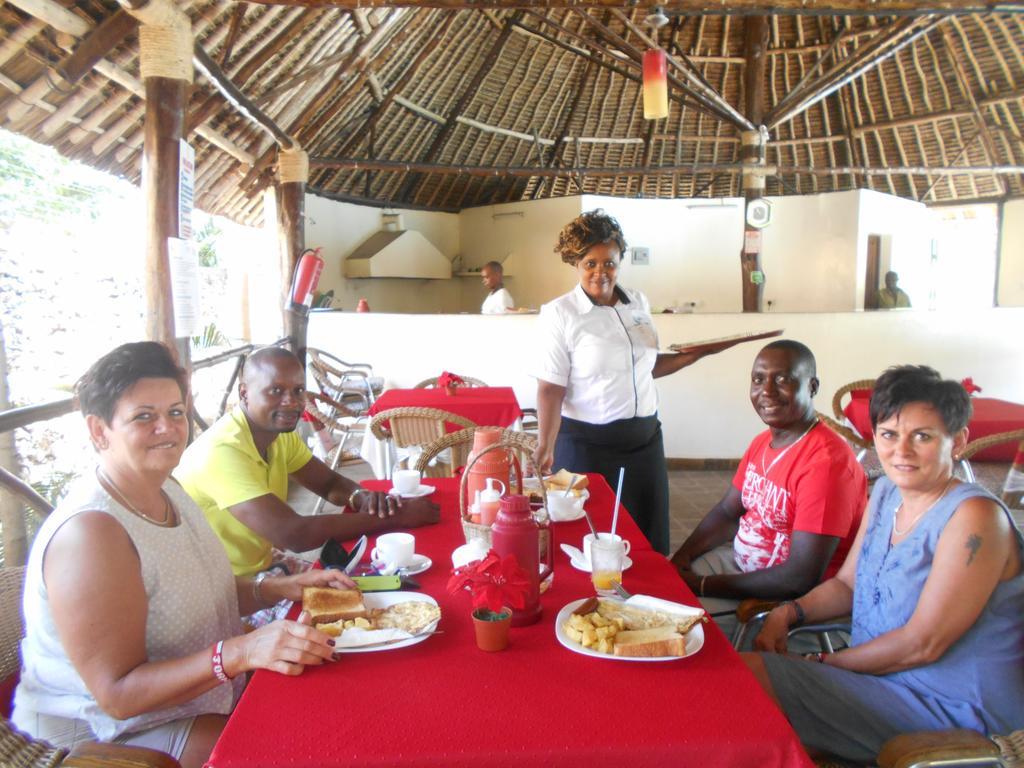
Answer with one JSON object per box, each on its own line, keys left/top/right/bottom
{"left": 965, "top": 534, "right": 982, "bottom": 566}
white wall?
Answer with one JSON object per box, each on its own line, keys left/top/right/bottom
{"left": 308, "top": 308, "right": 1024, "bottom": 459}
{"left": 582, "top": 196, "right": 744, "bottom": 312}
{"left": 999, "top": 198, "right": 1024, "bottom": 307}
{"left": 856, "top": 190, "right": 932, "bottom": 310}
{"left": 760, "top": 190, "right": 861, "bottom": 312}
{"left": 304, "top": 195, "right": 462, "bottom": 313}
{"left": 458, "top": 196, "right": 582, "bottom": 312}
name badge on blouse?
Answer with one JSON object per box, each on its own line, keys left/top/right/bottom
{"left": 631, "top": 311, "right": 651, "bottom": 327}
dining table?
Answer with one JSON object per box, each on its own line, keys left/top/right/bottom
{"left": 360, "top": 386, "right": 524, "bottom": 478}
{"left": 206, "top": 475, "right": 813, "bottom": 768}
{"left": 844, "top": 394, "right": 1024, "bottom": 462}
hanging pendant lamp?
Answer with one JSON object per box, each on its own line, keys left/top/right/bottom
{"left": 642, "top": 49, "right": 668, "bottom": 120}
{"left": 642, "top": 7, "right": 670, "bottom": 120}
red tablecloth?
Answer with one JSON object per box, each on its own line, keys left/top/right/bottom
{"left": 207, "top": 477, "right": 812, "bottom": 768}
{"left": 368, "top": 387, "right": 522, "bottom": 431}
{"left": 845, "top": 396, "right": 1024, "bottom": 462}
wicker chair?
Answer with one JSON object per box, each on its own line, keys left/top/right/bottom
{"left": 307, "top": 348, "right": 382, "bottom": 415}
{"left": 413, "top": 428, "right": 538, "bottom": 478}
{"left": 413, "top": 375, "right": 488, "bottom": 389}
{"left": 958, "top": 428, "right": 1024, "bottom": 502}
{"left": 831, "top": 378, "right": 877, "bottom": 425}
{"left": 0, "top": 567, "right": 180, "bottom": 768}
{"left": 878, "top": 728, "right": 1022, "bottom": 767}
{"left": 369, "top": 408, "right": 477, "bottom": 478}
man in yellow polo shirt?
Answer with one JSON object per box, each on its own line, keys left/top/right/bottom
{"left": 176, "top": 347, "right": 439, "bottom": 576}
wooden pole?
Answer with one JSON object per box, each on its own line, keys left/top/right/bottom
{"left": 277, "top": 148, "right": 309, "bottom": 363}
{"left": 740, "top": 15, "right": 768, "bottom": 313}
{"left": 131, "top": 1, "right": 193, "bottom": 367}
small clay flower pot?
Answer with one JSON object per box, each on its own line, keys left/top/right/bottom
{"left": 471, "top": 608, "right": 512, "bottom": 651}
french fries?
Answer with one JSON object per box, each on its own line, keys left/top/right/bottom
{"left": 562, "top": 610, "right": 627, "bottom": 655}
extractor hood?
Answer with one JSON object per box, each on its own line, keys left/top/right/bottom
{"left": 343, "top": 214, "right": 452, "bottom": 279}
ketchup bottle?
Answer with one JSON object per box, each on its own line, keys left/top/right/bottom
{"left": 491, "top": 495, "right": 551, "bottom": 626}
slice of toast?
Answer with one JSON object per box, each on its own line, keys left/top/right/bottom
{"left": 302, "top": 587, "right": 366, "bottom": 624}
{"left": 613, "top": 626, "right": 686, "bottom": 657}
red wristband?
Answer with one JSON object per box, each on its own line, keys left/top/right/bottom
{"left": 211, "top": 640, "right": 231, "bottom": 683}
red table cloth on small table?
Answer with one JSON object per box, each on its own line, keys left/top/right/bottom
{"left": 845, "top": 395, "right": 1024, "bottom": 462}
{"left": 368, "top": 386, "right": 523, "bottom": 431}
{"left": 207, "top": 476, "right": 812, "bottom": 768}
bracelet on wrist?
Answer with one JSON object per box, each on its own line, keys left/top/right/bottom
{"left": 253, "top": 570, "right": 272, "bottom": 606}
{"left": 782, "top": 600, "right": 806, "bottom": 627}
{"left": 804, "top": 651, "right": 828, "bottom": 664}
{"left": 211, "top": 640, "right": 232, "bottom": 683}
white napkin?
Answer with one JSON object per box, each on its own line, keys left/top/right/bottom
{"left": 624, "top": 594, "right": 704, "bottom": 618}
{"left": 333, "top": 627, "right": 413, "bottom": 649}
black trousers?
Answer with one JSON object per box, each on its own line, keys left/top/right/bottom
{"left": 554, "top": 415, "right": 670, "bottom": 555}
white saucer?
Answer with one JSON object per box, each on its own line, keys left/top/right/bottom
{"left": 569, "top": 555, "right": 633, "bottom": 574}
{"left": 388, "top": 484, "right": 436, "bottom": 499}
{"left": 372, "top": 553, "right": 432, "bottom": 576}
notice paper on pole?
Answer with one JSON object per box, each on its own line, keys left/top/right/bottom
{"left": 178, "top": 139, "right": 195, "bottom": 240}
{"left": 743, "top": 229, "right": 762, "bottom": 254}
{"left": 167, "top": 237, "right": 201, "bottom": 337}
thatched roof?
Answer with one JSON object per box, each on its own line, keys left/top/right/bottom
{"left": 2, "top": 0, "right": 1023, "bottom": 224}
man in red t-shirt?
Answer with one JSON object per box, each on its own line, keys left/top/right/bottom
{"left": 671, "top": 340, "right": 866, "bottom": 641}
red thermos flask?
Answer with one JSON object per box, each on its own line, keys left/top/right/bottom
{"left": 490, "top": 495, "right": 552, "bottom": 627}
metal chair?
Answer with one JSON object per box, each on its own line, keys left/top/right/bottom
{"left": 0, "top": 567, "right": 180, "bottom": 768}
{"left": 303, "top": 391, "right": 368, "bottom": 514}
{"left": 731, "top": 597, "right": 851, "bottom": 653}
{"left": 369, "top": 407, "right": 477, "bottom": 478}
{"left": 414, "top": 428, "right": 537, "bottom": 478}
{"left": 413, "top": 374, "right": 488, "bottom": 389}
{"left": 307, "top": 348, "right": 382, "bottom": 415}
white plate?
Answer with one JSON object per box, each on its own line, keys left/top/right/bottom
{"left": 388, "top": 484, "right": 436, "bottom": 499}
{"left": 334, "top": 592, "right": 440, "bottom": 654}
{"left": 554, "top": 598, "right": 704, "bottom": 662}
{"left": 568, "top": 555, "right": 633, "bottom": 573}
{"left": 372, "top": 553, "right": 432, "bottom": 576}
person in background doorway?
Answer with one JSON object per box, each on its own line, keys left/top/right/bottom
{"left": 878, "top": 271, "right": 911, "bottom": 309}
{"left": 480, "top": 261, "right": 514, "bottom": 314}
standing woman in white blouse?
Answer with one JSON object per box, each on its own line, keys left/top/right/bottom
{"left": 532, "top": 211, "right": 722, "bottom": 554}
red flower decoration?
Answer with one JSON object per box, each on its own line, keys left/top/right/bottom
{"left": 437, "top": 371, "right": 465, "bottom": 389}
{"left": 961, "top": 377, "right": 983, "bottom": 395}
{"left": 446, "top": 550, "right": 530, "bottom": 614}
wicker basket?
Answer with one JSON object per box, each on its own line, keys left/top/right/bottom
{"left": 458, "top": 437, "right": 551, "bottom": 565}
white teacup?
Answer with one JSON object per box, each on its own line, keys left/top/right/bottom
{"left": 583, "top": 533, "right": 631, "bottom": 566}
{"left": 372, "top": 532, "right": 415, "bottom": 568}
{"left": 392, "top": 469, "right": 421, "bottom": 495}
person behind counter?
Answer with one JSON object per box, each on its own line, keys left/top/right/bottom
{"left": 480, "top": 261, "right": 514, "bottom": 314}
{"left": 878, "top": 270, "right": 911, "bottom": 309}
{"left": 12, "top": 341, "right": 347, "bottom": 767}
{"left": 743, "top": 365, "right": 1023, "bottom": 764}
{"left": 531, "top": 209, "right": 740, "bottom": 554}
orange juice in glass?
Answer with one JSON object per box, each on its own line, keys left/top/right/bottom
{"left": 590, "top": 539, "right": 626, "bottom": 596}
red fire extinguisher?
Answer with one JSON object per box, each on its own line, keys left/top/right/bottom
{"left": 287, "top": 247, "right": 324, "bottom": 313}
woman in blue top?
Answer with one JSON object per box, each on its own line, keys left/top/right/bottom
{"left": 742, "top": 365, "right": 1024, "bottom": 765}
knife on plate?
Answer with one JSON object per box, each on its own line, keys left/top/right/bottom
{"left": 352, "top": 575, "right": 421, "bottom": 591}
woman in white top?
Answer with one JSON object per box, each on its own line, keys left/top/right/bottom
{"left": 532, "top": 211, "right": 721, "bottom": 554}
{"left": 13, "top": 342, "right": 350, "bottom": 767}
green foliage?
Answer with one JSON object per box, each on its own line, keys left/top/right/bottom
{"left": 0, "top": 130, "right": 109, "bottom": 229}
{"left": 31, "top": 469, "right": 78, "bottom": 508}
{"left": 313, "top": 289, "right": 335, "bottom": 309}
{"left": 195, "top": 218, "right": 222, "bottom": 267}
{"left": 191, "top": 322, "right": 228, "bottom": 350}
